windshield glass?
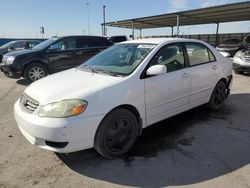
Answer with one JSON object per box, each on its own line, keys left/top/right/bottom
{"left": 0, "top": 41, "right": 15, "bottom": 49}
{"left": 78, "top": 43, "right": 156, "bottom": 76}
{"left": 32, "top": 38, "right": 58, "bottom": 50}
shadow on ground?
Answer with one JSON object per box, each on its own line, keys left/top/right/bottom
{"left": 16, "top": 79, "right": 30, "bottom": 86}
{"left": 57, "top": 93, "right": 250, "bottom": 187}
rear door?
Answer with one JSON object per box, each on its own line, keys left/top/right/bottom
{"left": 45, "top": 37, "right": 77, "bottom": 72}
{"left": 184, "top": 42, "right": 219, "bottom": 107}
{"left": 75, "top": 37, "right": 110, "bottom": 65}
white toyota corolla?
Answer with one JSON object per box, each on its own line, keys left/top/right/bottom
{"left": 14, "top": 38, "right": 232, "bottom": 159}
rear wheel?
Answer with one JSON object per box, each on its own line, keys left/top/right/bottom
{"left": 94, "top": 109, "right": 139, "bottom": 159}
{"left": 208, "top": 81, "right": 227, "bottom": 110}
{"left": 24, "top": 63, "right": 48, "bottom": 82}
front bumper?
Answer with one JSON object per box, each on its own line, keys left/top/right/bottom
{"left": 0, "top": 64, "right": 22, "bottom": 78}
{"left": 233, "top": 57, "right": 250, "bottom": 72}
{"left": 14, "top": 100, "right": 105, "bottom": 153}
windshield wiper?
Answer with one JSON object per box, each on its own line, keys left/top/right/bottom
{"left": 92, "top": 69, "right": 126, "bottom": 77}
{"left": 80, "top": 66, "right": 126, "bottom": 77}
{"left": 80, "top": 66, "right": 95, "bottom": 73}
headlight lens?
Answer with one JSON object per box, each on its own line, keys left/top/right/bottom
{"left": 38, "top": 99, "right": 88, "bottom": 118}
{"left": 6, "top": 56, "right": 15, "bottom": 65}
{"left": 235, "top": 51, "right": 244, "bottom": 58}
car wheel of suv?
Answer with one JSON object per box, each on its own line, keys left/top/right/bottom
{"left": 24, "top": 63, "right": 48, "bottom": 82}
{"left": 94, "top": 109, "right": 139, "bottom": 159}
{"left": 208, "top": 81, "right": 227, "bottom": 110}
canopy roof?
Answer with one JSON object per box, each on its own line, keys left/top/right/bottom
{"left": 104, "top": 1, "right": 250, "bottom": 29}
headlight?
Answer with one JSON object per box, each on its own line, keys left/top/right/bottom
{"left": 235, "top": 51, "right": 244, "bottom": 58}
{"left": 6, "top": 56, "right": 15, "bottom": 65}
{"left": 38, "top": 99, "right": 88, "bottom": 118}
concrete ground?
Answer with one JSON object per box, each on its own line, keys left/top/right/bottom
{"left": 0, "top": 72, "right": 250, "bottom": 188}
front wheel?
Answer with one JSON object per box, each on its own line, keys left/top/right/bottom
{"left": 208, "top": 81, "right": 227, "bottom": 110}
{"left": 24, "top": 63, "right": 48, "bottom": 82}
{"left": 94, "top": 109, "right": 139, "bottom": 159}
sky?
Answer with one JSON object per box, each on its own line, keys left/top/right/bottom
{"left": 0, "top": 0, "right": 250, "bottom": 38}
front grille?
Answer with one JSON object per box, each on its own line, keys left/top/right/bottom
{"left": 20, "top": 93, "right": 39, "bottom": 113}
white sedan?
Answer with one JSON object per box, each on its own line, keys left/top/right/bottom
{"left": 14, "top": 38, "right": 233, "bottom": 159}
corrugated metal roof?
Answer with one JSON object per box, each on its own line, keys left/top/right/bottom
{"left": 104, "top": 2, "right": 250, "bottom": 29}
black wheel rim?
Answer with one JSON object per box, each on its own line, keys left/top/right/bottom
{"left": 213, "top": 84, "right": 226, "bottom": 106}
{"left": 105, "top": 117, "right": 135, "bottom": 153}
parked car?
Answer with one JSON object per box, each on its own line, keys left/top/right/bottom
{"left": 14, "top": 38, "right": 232, "bottom": 159}
{"left": 108, "top": 35, "right": 127, "bottom": 43}
{"left": 233, "top": 46, "right": 250, "bottom": 74}
{"left": 216, "top": 38, "right": 242, "bottom": 57}
{"left": 0, "top": 40, "right": 41, "bottom": 62}
{"left": 0, "top": 36, "right": 113, "bottom": 82}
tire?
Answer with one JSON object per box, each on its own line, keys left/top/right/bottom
{"left": 94, "top": 109, "right": 139, "bottom": 159}
{"left": 208, "top": 81, "right": 227, "bottom": 110}
{"left": 23, "top": 63, "right": 48, "bottom": 82}
{"left": 234, "top": 70, "right": 243, "bottom": 74}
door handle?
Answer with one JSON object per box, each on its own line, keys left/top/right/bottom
{"left": 182, "top": 72, "right": 191, "bottom": 78}
{"left": 212, "top": 65, "right": 218, "bottom": 70}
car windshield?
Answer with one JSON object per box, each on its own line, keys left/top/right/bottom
{"left": 32, "top": 38, "right": 58, "bottom": 50}
{"left": 223, "top": 39, "right": 241, "bottom": 44}
{"left": 78, "top": 43, "right": 156, "bottom": 76}
{"left": 0, "top": 41, "right": 15, "bottom": 48}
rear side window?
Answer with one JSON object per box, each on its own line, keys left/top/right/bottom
{"left": 77, "top": 37, "right": 112, "bottom": 48}
{"left": 109, "top": 36, "right": 127, "bottom": 43}
{"left": 77, "top": 37, "right": 98, "bottom": 48}
{"left": 185, "top": 43, "right": 216, "bottom": 66}
{"left": 97, "top": 38, "right": 113, "bottom": 46}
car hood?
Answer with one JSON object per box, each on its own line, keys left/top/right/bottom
{"left": 0, "top": 48, "right": 8, "bottom": 55}
{"left": 217, "top": 44, "right": 240, "bottom": 48}
{"left": 4, "top": 49, "right": 39, "bottom": 57}
{"left": 24, "top": 68, "right": 123, "bottom": 105}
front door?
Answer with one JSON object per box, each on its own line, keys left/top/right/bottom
{"left": 144, "top": 44, "right": 191, "bottom": 125}
{"left": 46, "top": 37, "right": 77, "bottom": 72}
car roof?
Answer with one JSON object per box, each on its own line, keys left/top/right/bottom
{"left": 123, "top": 37, "right": 205, "bottom": 45}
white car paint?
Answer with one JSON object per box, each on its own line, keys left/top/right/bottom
{"left": 14, "top": 38, "right": 232, "bottom": 153}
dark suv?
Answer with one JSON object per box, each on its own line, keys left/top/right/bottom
{"left": 0, "top": 36, "right": 113, "bottom": 82}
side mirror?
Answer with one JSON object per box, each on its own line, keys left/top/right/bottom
{"left": 8, "top": 47, "right": 14, "bottom": 51}
{"left": 146, "top": 65, "right": 167, "bottom": 76}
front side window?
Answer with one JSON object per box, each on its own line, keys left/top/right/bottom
{"left": 49, "top": 38, "right": 76, "bottom": 51}
{"left": 185, "top": 43, "right": 215, "bottom": 66}
{"left": 28, "top": 41, "right": 40, "bottom": 48}
{"left": 149, "top": 44, "right": 185, "bottom": 73}
{"left": 79, "top": 43, "right": 156, "bottom": 76}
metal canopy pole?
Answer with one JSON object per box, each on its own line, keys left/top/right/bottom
{"left": 215, "top": 23, "right": 220, "bottom": 47}
{"left": 131, "top": 20, "right": 135, "bottom": 40}
{"left": 176, "top": 14, "right": 180, "bottom": 37}
{"left": 139, "top": 29, "right": 142, "bottom": 38}
{"left": 103, "top": 5, "right": 106, "bottom": 36}
{"left": 171, "top": 26, "right": 174, "bottom": 37}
